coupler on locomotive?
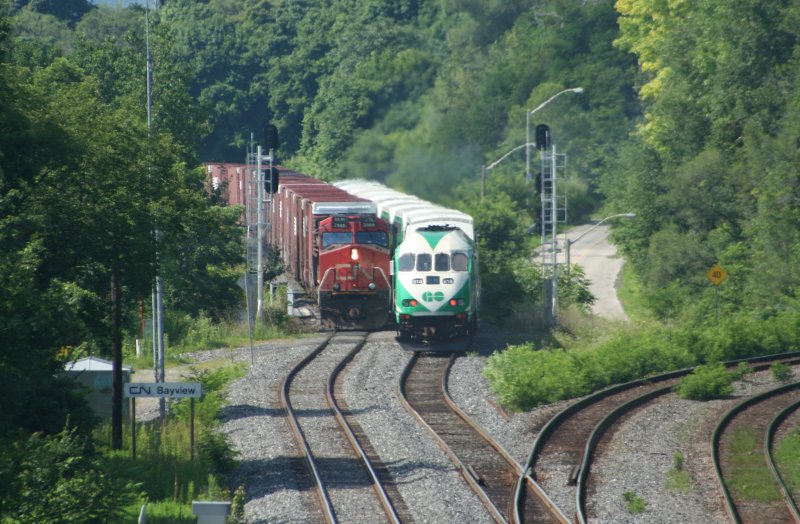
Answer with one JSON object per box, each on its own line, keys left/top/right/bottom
{"left": 396, "top": 313, "right": 476, "bottom": 342}
{"left": 319, "top": 289, "right": 391, "bottom": 330}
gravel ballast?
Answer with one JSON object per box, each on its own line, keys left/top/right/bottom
{"left": 161, "top": 332, "right": 800, "bottom": 524}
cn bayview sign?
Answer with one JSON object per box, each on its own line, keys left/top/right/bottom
{"left": 124, "top": 382, "right": 202, "bottom": 398}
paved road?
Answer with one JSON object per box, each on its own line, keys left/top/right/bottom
{"left": 564, "top": 223, "right": 628, "bottom": 320}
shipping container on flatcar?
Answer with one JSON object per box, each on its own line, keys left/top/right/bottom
{"left": 271, "top": 172, "right": 392, "bottom": 329}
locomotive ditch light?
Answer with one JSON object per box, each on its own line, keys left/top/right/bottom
{"left": 333, "top": 283, "right": 341, "bottom": 291}
{"left": 402, "top": 299, "right": 418, "bottom": 307}
{"left": 449, "top": 299, "right": 457, "bottom": 307}
{"left": 368, "top": 282, "right": 376, "bottom": 290}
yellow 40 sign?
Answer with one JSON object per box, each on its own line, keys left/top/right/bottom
{"left": 707, "top": 263, "right": 728, "bottom": 286}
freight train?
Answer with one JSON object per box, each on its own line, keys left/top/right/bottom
{"left": 205, "top": 164, "right": 479, "bottom": 338}
{"left": 268, "top": 170, "right": 393, "bottom": 330}
{"left": 333, "top": 180, "right": 479, "bottom": 340}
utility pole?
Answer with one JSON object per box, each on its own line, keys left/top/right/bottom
{"left": 145, "top": 0, "right": 166, "bottom": 421}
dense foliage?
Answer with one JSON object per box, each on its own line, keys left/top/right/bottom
{"left": 6, "top": 0, "right": 800, "bottom": 513}
{"left": 0, "top": 0, "right": 243, "bottom": 515}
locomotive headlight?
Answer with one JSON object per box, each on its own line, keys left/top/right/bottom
{"left": 368, "top": 282, "right": 376, "bottom": 290}
{"left": 351, "top": 248, "right": 359, "bottom": 261}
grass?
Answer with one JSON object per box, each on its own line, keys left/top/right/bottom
{"left": 726, "top": 427, "right": 781, "bottom": 502}
{"left": 774, "top": 427, "right": 800, "bottom": 497}
{"left": 666, "top": 451, "right": 691, "bottom": 493}
{"left": 616, "top": 264, "right": 655, "bottom": 324}
{"left": 95, "top": 361, "right": 249, "bottom": 522}
{"left": 126, "top": 307, "right": 303, "bottom": 371}
{"left": 622, "top": 491, "right": 646, "bottom": 513}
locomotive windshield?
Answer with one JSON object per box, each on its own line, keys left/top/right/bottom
{"left": 416, "top": 254, "right": 432, "bottom": 271}
{"left": 398, "top": 253, "right": 415, "bottom": 271}
{"left": 435, "top": 253, "right": 450, "bottom": 271}
{"left": 452, "top": 252, "right": 468, "bottom": 271}
{"left": 322, "top": 232, "right": 352, "bottom": 248}
{"left": 355, "top": 231, "right": 388, "bottom": 248}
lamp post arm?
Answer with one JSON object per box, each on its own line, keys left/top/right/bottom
{"left": 480, "top": 142, "right": 535, "bottom": 201}
{"left": 486, "top": 142, "right": 536, "bottom": 171}
{"left": 528, "top": 87, "right": 584, "bottom": 118}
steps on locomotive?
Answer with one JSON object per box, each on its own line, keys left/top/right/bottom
{"left": 285, "top": 278, "right": 315, "bottom": 318}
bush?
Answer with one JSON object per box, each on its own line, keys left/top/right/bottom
{"left": 771, "top": 362, "right": 793, "bottom": 383}
{"left": 1, "top": 426, "right": 139, "bottom": 523}
{"left": 675, "top": 364, "right": 733, "bottom": 400}
{"left": 483, "top": 308, "right": 800, "bottom": 410}
{"left": 483, "top": 344, "right": 588, "bottom": 410}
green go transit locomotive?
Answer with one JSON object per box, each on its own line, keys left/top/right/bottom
{"left": 333, "top": 180, "right": 479, "bottom": 340}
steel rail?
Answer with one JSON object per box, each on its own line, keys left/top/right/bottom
{"left": 399, "top": 352, "right": 508, "bottom": 523}
{"left": 575, "top": 385, "right": 674, "bottom": 523}
{"left": 519, "top": 350, "right": 800, "bottom": 521}
{"left": 712, "top": 381, "right": 800, "bottom": 524}
{"left": 279, "top": 333, "right": 337, "bottom": 523}
{"left": 765, "top": 397, "right": 800, "bottom": 522}
{"left": 325, "top": 335, "right": 403, "bottom": 524}
{"left": 440, "top": 355, "right": 570, "bottom": 524}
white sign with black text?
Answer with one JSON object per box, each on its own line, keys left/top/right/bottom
{"left": 124, "top": 382, "right": 202, "bottom": 398}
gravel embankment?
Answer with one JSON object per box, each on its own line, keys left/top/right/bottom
{"left": 155, "top": 333, "right": 799, "bottom": 524}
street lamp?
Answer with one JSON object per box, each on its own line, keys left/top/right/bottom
{"left": 525, "top": 87, "right": 584, "bottom": 183}
{"left": 565, "top": 213, "right": 636, "bottom": 269}
{"left": 481, "top": 142, "right": 535, "bottom": 200}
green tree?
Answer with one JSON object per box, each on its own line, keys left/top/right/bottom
{"left": 0, "top": 426, "right": 138, "bottom": 523}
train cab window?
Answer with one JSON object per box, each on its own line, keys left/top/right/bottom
{"left": 435, "top": 253, "right": 450, "bottom": 271}
{"left": 398, "top": 253, "right": 415, "bottom": 271}
{"left": 322, "top": 232, "right": 353, "bottom": 248}
{"left": 356, "top": 231, "right": 389, "bottom": 248}
{"left": 452, "top": 252, "right": 468, "bottom": 271}
{"left": 416, "top": 254, "right": 432, "bottom": 272}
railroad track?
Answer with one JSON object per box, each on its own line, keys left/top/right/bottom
{"left": 521, "top": 352, "right": 800, "bottom": 523}
{"left": 279, "top": 331, "right": 409, "bottom": 523}
{"left": 400, "top": 351, "right": 567, "bottom": 523}
{"left": 713, "top": 381, "right": 800, "bottom": 523}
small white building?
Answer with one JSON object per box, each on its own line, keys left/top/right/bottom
{"left": 64, "top": 357, "right": 133, "bottom": 419}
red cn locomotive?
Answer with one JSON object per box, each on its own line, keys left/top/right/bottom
{"left": 270, "top": 170, "right": 392, "bottom": 329}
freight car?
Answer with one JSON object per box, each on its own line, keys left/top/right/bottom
{"left": 269, "top": 170, "right": 392, "bottom": 330}
{"left": 333, "top": 180, "right": 479, "bottom": 340}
